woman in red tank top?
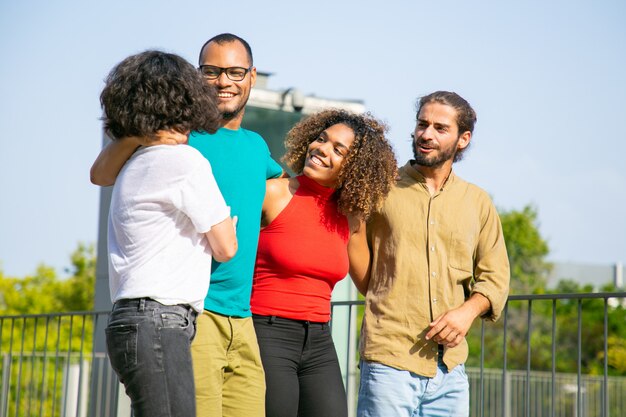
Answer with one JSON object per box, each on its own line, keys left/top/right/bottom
{"left": 251, "top": 110, "right": 397, "bottom": 417}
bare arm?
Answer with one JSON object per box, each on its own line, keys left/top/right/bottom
{"left": 348, "top": 217, "right": 371, "bottom": 296}
{"left": 90, "top": 132, "right": 184, "bottom": 186}
{"left": 205, "top": 216, "right": 238, "bottom": 263}
{"left": 425, "top": 292, "right": 491, "bottom": 348}
{"left": 90, "top": 137, "right": 141, "bottom": 186}
{"left": 261, "top": 178, "right": 294, "bottom": 227}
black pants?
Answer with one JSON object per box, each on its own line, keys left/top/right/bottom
{"left": 253, "top": 315, "right": 348, "bottom": 417}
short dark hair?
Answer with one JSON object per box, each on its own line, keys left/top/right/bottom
{"left": 101, "top": 50, "right": 220, "bottom": 141}
{"left": 198, "top": 33, "right": 253, "bottom": 66}
{"left": 416, "top": 91, "right": 477, "bottom": 162}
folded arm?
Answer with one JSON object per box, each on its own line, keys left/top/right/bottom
{"left": 205, "top": 216, "right": 238, "bottom": 263}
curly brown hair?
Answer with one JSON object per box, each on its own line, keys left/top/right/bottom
{"left": 101, "top": 50, "right": 220, "bottom": 141}
{"left": 283, "top": 109, "right": 398, "bottom": 220}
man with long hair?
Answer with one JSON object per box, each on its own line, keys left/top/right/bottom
{"left": 358, "top": 91, "right": 510, "bottom": 417}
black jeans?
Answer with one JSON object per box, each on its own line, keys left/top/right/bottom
{"left": 253, "top": 314, "right": 348, "bottom": 417}
{"left": 105, "top": 298, "right": 198, "bottom": 417}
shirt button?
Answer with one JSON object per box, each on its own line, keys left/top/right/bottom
{"left": 430, "top": 220, "right": 435, "bottom": 225}
{"left": 431, "top": 272, "right": 437, "bottom": 277}
{"left": 433, "top": 298, "right": 438, "bottom": 303}
{"left": 430, "top": 246, "right": 435, "bottom": 251}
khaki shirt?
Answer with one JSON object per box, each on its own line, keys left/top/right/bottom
{"left": 359, "top": 162, "right": 510, "bottom": 377}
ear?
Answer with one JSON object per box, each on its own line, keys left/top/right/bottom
{"left": 249, "top": 66, "right": 257, "bottom": 88}
{"left": 457, "top": 130, "right": 471, "bottom": 150}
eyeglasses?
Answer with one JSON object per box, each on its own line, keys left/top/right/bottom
{"left": 198, "top": 65, "right": 252, "bottom": 81}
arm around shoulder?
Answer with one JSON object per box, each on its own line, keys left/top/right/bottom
{"left": 348, "top": 217, "right": 371, "bottom": 296}
{"left": 89, "top": 137, "right": 142, "bottom": 186}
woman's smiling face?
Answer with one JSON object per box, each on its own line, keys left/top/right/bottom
{"left": 303, "top": 123, "right": 355, "bottom": 188}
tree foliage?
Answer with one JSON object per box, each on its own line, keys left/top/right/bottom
{"left": 499, "top": 205, "right": 551, "bottom": 294}
{"left": 0, "top": 243, "right": 95, "bottom": 315}
{"left": 466, "top": 206, "right": 626, "bottom": 377}
{"left": 0, "top": 243, "right": 98, "bottom": 417}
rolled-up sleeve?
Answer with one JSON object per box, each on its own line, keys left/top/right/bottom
{"left": 471, "top": 199, "right": 510, "bottom": 322}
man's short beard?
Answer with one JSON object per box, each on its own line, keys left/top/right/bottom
{"left": 412, "top": 144, "right": 457, "bottom": 168}
{"left": 221, "top": 110, "right": 239, "bottom": 120}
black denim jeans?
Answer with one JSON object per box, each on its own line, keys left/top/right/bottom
{"left": 106, "top": 298, "right": 198, "bottom": 417}
{"left": 252, "top": 314, "right": 348, "bottom": 417}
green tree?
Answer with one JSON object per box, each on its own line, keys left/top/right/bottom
{"left": 0, "top": 242, "right": 95, "bottom": 315}
{"left": 499, "top": 205, "right": 552, "bottom": 294}
{"left": 467, "top": 205, "right": 553, "bottom": 370}
{"left": 0, "top": 243, "right": 97, "bottom": 417}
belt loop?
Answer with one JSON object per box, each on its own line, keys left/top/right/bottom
{"left": 269, "top": 315, "right": 276, "bottom": 324}
{"left": 139, "top": 298, "right": 146, "bottom": 312}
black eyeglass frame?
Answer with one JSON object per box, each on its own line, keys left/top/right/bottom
{"left": 198, "top": 65, "right": 252, "bottom": 81}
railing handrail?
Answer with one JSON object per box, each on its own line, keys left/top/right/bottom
{"left": 506, "top": 291, "right": 626, "bottom": 301}
{"left": 0, "top": 310, "right": 109, "bottom": 320}
{"left": 332, "top": 291, "right": 626, "bottom": 307}
{"left": 2, "top": 291, "right": 625, "bottom": 319}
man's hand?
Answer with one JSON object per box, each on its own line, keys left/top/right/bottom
{"left": 153, "top": 130, "right": 188, "bottom": 145}
{"left": 425, "top": 293, "right": 490, "bottom": 348}
{"left": 425, "top": 306, "right": 475, "bottom": 348}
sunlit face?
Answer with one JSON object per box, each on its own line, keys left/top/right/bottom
{"left": 303, "top": 123, "right": 355, "bottom": 188}
{"left": 199, "top": 41, "right": 256, "bottom": 127}
{"left": 412, "top": 102, "right": 470, "bottom": 168}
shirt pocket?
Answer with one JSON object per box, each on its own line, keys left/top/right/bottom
{"left": 448, "top": 232, "right": 474, "bottom": 274}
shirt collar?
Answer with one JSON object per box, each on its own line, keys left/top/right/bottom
{"left": 402, "top": 160, "right": 457, "bottom": 192}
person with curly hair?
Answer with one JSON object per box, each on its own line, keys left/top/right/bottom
{"left": 250, "top": 109, "right": 398, "bottom": 417}
{"left": 101, "top": 50, "right": 237, "bottom": 417}
{"left": 91, "top": 34, "right": 285, "bottom": 417}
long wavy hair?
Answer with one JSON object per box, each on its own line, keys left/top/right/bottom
{"left": 283, "top": 109, "right": 398, "bottom": 220}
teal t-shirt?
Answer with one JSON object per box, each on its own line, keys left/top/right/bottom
{"left": 188, "top": 127, "right": 283, "bottom": 317}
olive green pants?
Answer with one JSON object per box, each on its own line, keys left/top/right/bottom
{"left": 191, "top": 310, "right": 266, "bottom": 417}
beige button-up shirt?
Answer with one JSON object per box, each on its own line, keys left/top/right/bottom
{"left": 359, "top": 162, "right": 510, "bottom": 377}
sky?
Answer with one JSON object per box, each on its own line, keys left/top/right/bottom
{"left": 1, "top": 0, "right": 625, "bottom": 278}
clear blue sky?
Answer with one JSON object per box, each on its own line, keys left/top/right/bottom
{"left": 1, "top": 0, "right": 625, "bottom": 277}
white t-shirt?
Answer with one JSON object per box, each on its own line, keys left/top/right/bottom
{"left": 107, "top": 144, "right": 230, "bottom": 312}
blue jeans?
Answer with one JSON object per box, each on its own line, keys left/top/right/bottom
{"left": 252, "top": 315, "right": 348, "bottom": 417}
{"left": 105, "top": 298, "right": 198, "bottom": 417}
{"left": 357, "top": 358, "right": 469, "bottom": 417}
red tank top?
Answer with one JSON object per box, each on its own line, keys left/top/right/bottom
{"left": 251, "top": 175, "right": 350, "bottom": 322}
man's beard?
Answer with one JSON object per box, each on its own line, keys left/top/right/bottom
{"left": 412, "top": 140, "right": 458, "bottom": 168}
{"left": 222, "top": 109, "right": 241, "bottom": 120}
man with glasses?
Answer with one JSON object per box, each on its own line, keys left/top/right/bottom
{"left": 357, "top": 91, "right": 510, "bottom": 417}
{"left": 91, "top": 33, "right": 284, "bottom": 417}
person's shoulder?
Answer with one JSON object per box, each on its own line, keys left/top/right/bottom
{"left": 266, "top": 177, "right": 291, "bottom": 196}
{"left": 239, "top": 128, "right": 269, "bottom": 146}
{"left": 458, "top": 177, "right": 490, "bottom": 198}
{"left": 165, "top": 143, "right": 205, "bottom": 158}
{"left": 452, "top": 175, "right": 496, "bottom": 210}
{"left": 157, "top": 145, "right": 210, "bottom": 172}
{"left": 239, "top": 127, "right": 262, "bottom": 138}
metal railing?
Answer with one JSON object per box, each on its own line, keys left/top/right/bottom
{"left": 2, "top": 292, "right": 625, "bottom": 417}
{"left": 332, "top": 292, "right": 626, "bottom": 417}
